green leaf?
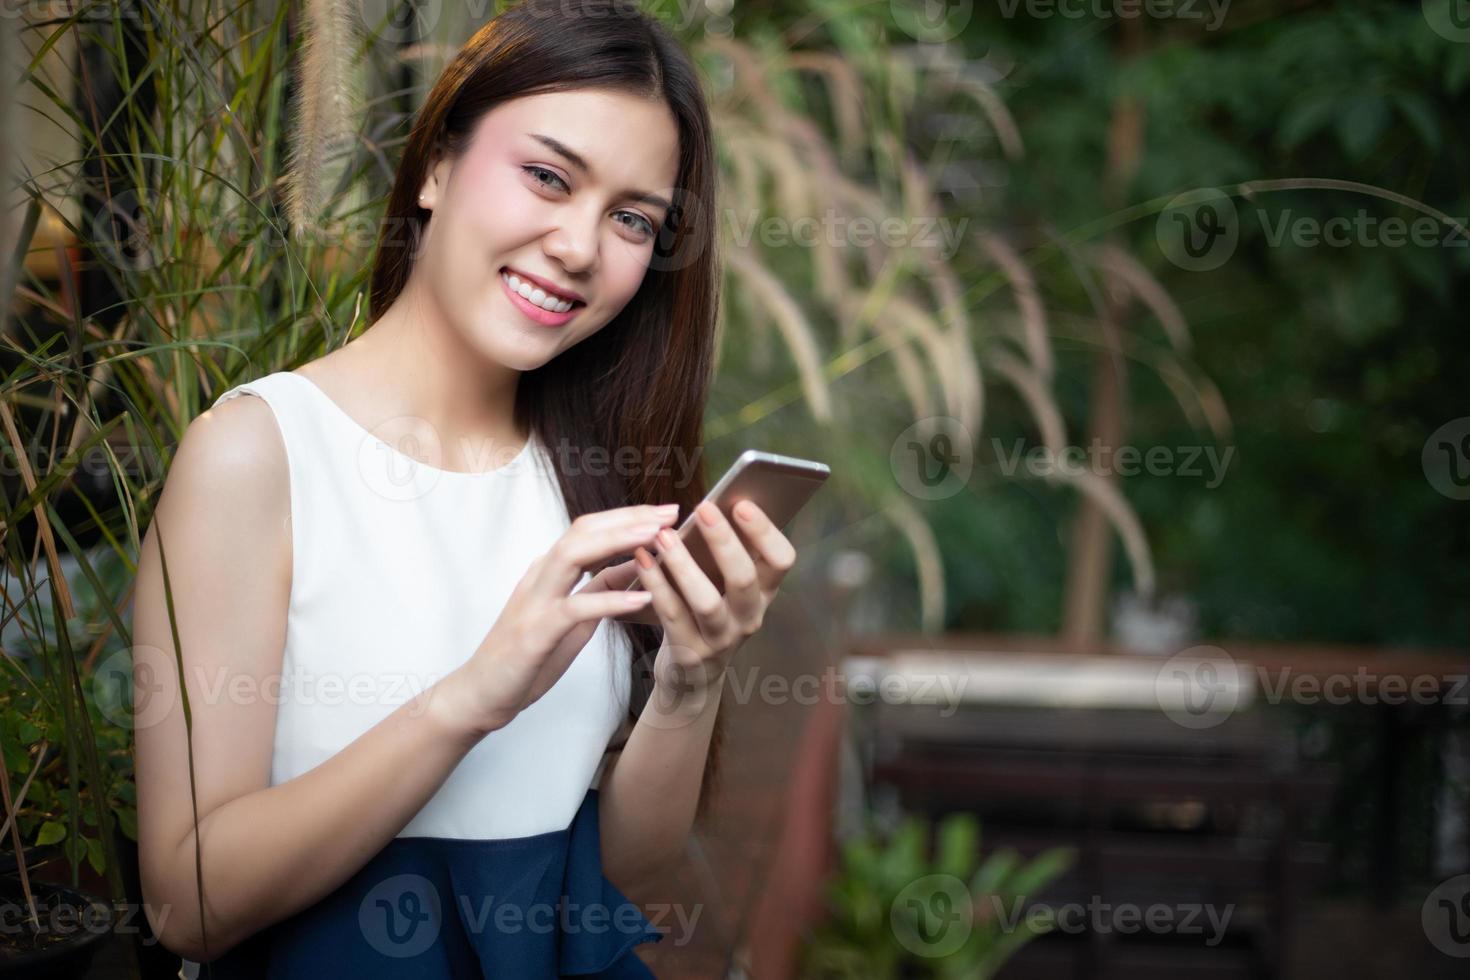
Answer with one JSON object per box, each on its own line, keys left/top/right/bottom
{"left": 841, "top": 835, "right": 880, "bottom": 881}
{"left": 1448, "top": 46, "right": 1470, "bottom": 94}
{"left": 1392, "top": 93, "right": 1440, "bottom": 151}
{"left": 877, "top": 818, "right": 927, "bottom": 890}
{"left": 1336, "top": 96, "right": 1389, "bottom": 161}
{"left": 1, "top": 740, "right": 28, "bottom": 774}
{"left": 1277, "top": 97, "right": 1337, "bottom": 151}
{"left": 117, "top": 808, "right": 139, "bottom": 842}
{"left": 1004, "top": 847, "right": 1076, "bottom": 900}
{"left": 970, "top": 848, "right": 1021, "bottom": 897}
{"left": 1406, "top": 248, "right": 1452, "bottom": 306}
{"left": 36, "top": 820, "right": 66, "bottom": 846}
{"left": 934, "top": 812, "right": 978, "bottom": 880}
{"left": 85, "top": 836, "right": 105, "bottom": 875}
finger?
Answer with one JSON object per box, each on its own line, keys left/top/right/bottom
{"left": 729, "top": 501, "right": 797, "bottom": 593}
{"left": 573, "top": 557, "right": 641, "bottom": 595}
{"left": 538, "top": 587, "right": 654, "bottom": 679}
{"left": 559, "top": 588, "right": 655, "bottom": 627}
{"left": 609, "top": 600, "right": 663, "bottom": 626}
{"left": 691, "top": 501, "right": 762, "bottom": 621}
{"left": 540, "top": 508, "right": 679, "bottom": 593}
{"left": 629, "top": 545, "right": 691, "bottom": 630}
{"left": 563, "top": 503, "right": 680, "bottom": 540}
{"left": 651, "top": 526, "right": 731, "bottom": 638}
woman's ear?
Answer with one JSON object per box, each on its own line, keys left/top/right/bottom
{"left": 418, "top": 139, "right": 452, "bottom": 209}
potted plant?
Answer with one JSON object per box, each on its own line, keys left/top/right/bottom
{"left": 0, "top": 871, "right": 111, "bottom": 979}
{"left": 0, "top": 545, "right": 158, "bottom": 978}
{"left": 0, "top": 732, "right": 117, "bottom": 978}
{"left": 798, "top": 809, "right": 1074, "bottom": 979}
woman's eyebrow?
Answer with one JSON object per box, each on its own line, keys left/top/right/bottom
{"left": 528, "top": 132, "right": 672, "bottom": 211}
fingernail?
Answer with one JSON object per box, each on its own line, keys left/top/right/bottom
{"left": 635, "top": 548, "right": 655, "bottom": 569}
{"left": 658, "top": 528, "right": 678, "bottom": 547}
{"left": 622, "top": 591, "right": 652, "bottom": 603}
{"left": 697, "top": 501, "right": 719, "bottom": 526}
{"left": 737, "top": 501, "right": 756, "bottom": 521}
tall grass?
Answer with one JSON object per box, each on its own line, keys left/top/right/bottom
{"left": 3, "top": 1, "right": 379, "bottom": 968}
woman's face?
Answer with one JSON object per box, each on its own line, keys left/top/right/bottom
{"left": 413, "top": 88, "right": 681, "bottom": 370}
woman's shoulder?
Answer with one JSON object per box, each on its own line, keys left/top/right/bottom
{"left": 142, "top": 382, "right": 292, "bottom": 636}
{"left": 206, "top": 345, "right": 357, "bottom": 446}
{"left": 171, "top": 385, "right": 291, "bottom": 535}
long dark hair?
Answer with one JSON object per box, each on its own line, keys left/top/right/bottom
{"left": 368, "top": 0, "right": 724, "bottom": 823}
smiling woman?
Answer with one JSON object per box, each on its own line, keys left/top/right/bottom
{"left": 131, "top": 1, "right": 737, "bottom": 978}
{"left": 405, "top": 87, "right": 683, "bottom": 349}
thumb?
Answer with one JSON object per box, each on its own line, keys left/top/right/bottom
{"left": 577, "top": 556, "right": 641, "bottom": 594}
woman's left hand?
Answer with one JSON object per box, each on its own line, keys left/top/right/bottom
{"left": 634, "top": 499, "right": 795, "bottom": 699}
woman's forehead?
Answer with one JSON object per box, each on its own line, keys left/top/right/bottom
{"left": 469, "top": 90, "right": 680, "bottom": 187}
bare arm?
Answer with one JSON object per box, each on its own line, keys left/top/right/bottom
{"left": 597, "top": 498, "right": 798, "bottom": 899}
{"left": 132, "top": 394, "right": 487, "bottom": 962}
{"left": 597, "top": 679, "right": 725, "bottom": 901}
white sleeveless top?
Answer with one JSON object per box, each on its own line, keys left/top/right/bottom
{"left": 209, "top": 369, "right": 633, "bottom": 841}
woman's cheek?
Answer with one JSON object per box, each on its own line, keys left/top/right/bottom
{"left": 488, "top": 183, "right": 549, "bottom": 241}
{"left": 608, "top": 250, "right": 652, "bottom": 306}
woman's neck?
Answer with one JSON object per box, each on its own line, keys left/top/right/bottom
{"left": 329, "top": 285, "right": 528, "bottom": 470}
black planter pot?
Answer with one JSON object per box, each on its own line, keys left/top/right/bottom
{"left": 0, "top": 830, "right": 182, "bottom": 978}
{"left": 0, "top": 876, "right": 110, "bottom": 979}
{"left": 0, "top": 845, "right": 58, "bottom": 878}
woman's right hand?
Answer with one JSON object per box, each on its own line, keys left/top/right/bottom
{"left": 438, "top": 503, "right": 680, "bottom": 738}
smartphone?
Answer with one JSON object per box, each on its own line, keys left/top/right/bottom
{"left": 610, "top": 449, "right": 831, "bottom": 624}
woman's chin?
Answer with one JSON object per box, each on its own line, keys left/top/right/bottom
{"left": 471, "top": 319, "right": 566, "bottom": 370}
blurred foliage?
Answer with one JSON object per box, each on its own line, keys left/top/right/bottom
{"left": 798, "top": 808, "right": 1075, "bottom": 979}
{"left": 932, "top": 0, "right": 1470, "bottom": 645}
{"left": 0, "top": 550, "right": 136, "bottom": 886}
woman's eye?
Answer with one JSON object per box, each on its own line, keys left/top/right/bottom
{"left": 523, "top": 165, "right": 568, "bottom": 193}
{"left": 617, "top": 211, "right": 656, "bottom": 239}
{"left": 524, "top": 165, "right": 655, "bottom": 239}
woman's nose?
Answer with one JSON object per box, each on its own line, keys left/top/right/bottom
{"left": 543, "top": 217, "right": 597, "bottom": 274}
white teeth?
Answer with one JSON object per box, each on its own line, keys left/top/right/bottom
{"left": 502, "top": 271, "right": 574, "bottom": 314}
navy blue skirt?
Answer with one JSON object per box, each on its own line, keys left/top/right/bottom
{"left": 197, "top": 788, "right": 664, "bottom": 978}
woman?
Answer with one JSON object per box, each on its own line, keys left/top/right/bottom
{"left": 131, "top": 2, "right": 796, "bottom": 976}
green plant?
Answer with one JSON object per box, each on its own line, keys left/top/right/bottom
{"left": 685, "top": 2, "right": 1223, "bottom": 633}
{"left": 0, "top": 664, "right": 136, "bottom": 881}
{"left": 0, "top": 547, "right": 136, "bottom": 962}
{"left": 2, "top": 2, "right": 365, "bottom": 969}
{"left": 799, "top": 809, "right": 1075, "bottom": 979}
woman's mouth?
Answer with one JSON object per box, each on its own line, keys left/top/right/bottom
{"left": 499, "top": 268, "right": 585, "bottom": 328}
